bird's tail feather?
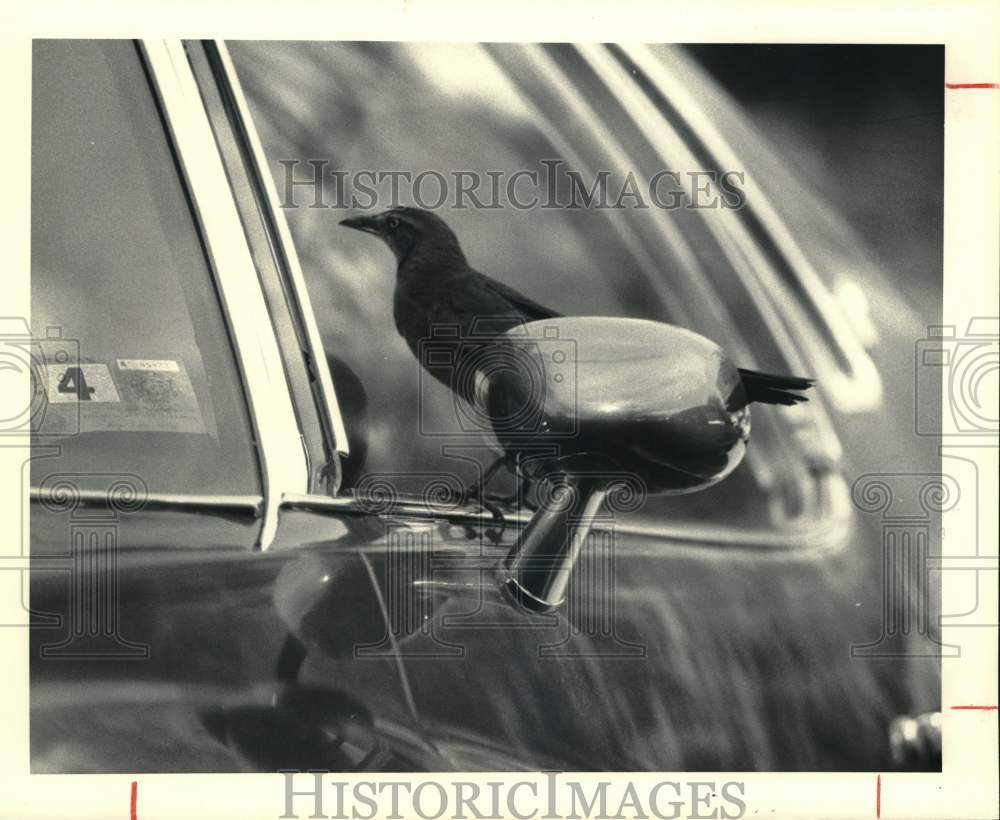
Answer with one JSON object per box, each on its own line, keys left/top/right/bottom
{"left": 738, "top": 368, "right": 814, "bottom": 406}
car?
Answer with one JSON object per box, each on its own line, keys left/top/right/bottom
{"left": 28, "top": 39, "right": 942, "bottom": 772}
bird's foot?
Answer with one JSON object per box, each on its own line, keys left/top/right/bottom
{"left": 458, "top": 482, "right": 545, "bottom": 542}
{"left": 455, "top": 482, "right": 506, "bottom": 524}
{"left": 454, "top": 481, "right": 511, "bottom": 544}
{"left": 454, "top": 457, "right": 542, "bottom": 542}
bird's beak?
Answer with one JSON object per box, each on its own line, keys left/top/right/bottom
{"left": 339, "top": 215, "right": 382, "bottom": 235}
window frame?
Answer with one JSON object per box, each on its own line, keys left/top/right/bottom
{"left": 184, "top": 39, "right": 350, "bottom": 494}
{"left": 133, "top": 38, "right": 314, "bottom": 550}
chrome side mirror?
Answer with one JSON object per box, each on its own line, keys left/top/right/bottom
{"left": 479, "top": 317, "right": 751, "bottom": 612}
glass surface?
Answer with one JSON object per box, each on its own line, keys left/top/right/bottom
{"left": 31, "top": 40, "right": 260, "bottom": 496}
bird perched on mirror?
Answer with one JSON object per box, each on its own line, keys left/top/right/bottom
{"left": 340, "top": 206, "right": 813, "bottom": 518}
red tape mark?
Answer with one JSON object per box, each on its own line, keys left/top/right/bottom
{"left": 130, "top": 781, "right": 138, "bottom": 820}
{"left": 876, "top": 774, "right": 881, "bottom": 818}
{"left": 950, "top": 705, "right": 999, "bottom": 710}
{"left": 945, "top": 82, "right": 999, "bottom": 89}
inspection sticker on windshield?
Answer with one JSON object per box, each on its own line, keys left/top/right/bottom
{"left": 41, "top": 357, "right": 205, "bottom": 435}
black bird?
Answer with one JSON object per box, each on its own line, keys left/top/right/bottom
{"left": 340, "top": 207, "right": 561, "bottom": 405}
{"left": 340, "top": 207, "right": 813, "bottom": 506}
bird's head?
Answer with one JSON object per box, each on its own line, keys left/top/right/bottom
{"left": 339, "top": 207, "right": 465, "bottom": 269}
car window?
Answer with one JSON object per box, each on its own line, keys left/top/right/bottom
{"left": 229, "top": 42, "right": 835, "bottom": 533}
{"left": 31, "top": 40, "right": 261, "bottom": 497}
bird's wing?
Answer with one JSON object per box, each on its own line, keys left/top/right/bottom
{"left": 475, "top": 272, "right": 563, "bottom": 322}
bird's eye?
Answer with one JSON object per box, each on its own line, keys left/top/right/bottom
{"left": 386, "top": 216, "right": 400, "bottom": 230}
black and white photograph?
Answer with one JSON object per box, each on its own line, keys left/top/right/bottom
{"left": 2, "top": 3, "right": 998, "bottom": 819}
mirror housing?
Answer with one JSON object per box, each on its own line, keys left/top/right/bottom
{"left": 478, "top": 317, "right": 752, "bottom": 611}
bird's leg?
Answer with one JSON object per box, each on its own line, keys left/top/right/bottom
{"left": 456, "top": 455, "right": 512, "bottom": 523}
{"left": 456, "top": 455, "right": 542, "bottom": 545}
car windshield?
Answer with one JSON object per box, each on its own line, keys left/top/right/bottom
{"left": 229, "top": 42, "right": 850, "bottom": 534}
{"left": 31, "top": 40, "right": 260, "bottom": 497}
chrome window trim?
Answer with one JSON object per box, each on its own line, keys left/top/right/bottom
{"left": 212, "top": 40, "right": 351, "bottom": 463}
{"left": 279, "top": 466, "right": 852, "bottom": 557}
{"left": 141, "top": 39, "right": 308, "bottom": 550}
{"left": 30, "top": 487, "right": 263, "bottom": 517}
{"left": 182, "top": 40, "right": 337, "bottom": 495}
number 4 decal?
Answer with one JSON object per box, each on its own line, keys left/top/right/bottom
{"left": 57, "top": 367, "right": 96, "bottom": 400}
{"left": 46, "top": 363, "right": 121, "bottom": 404}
